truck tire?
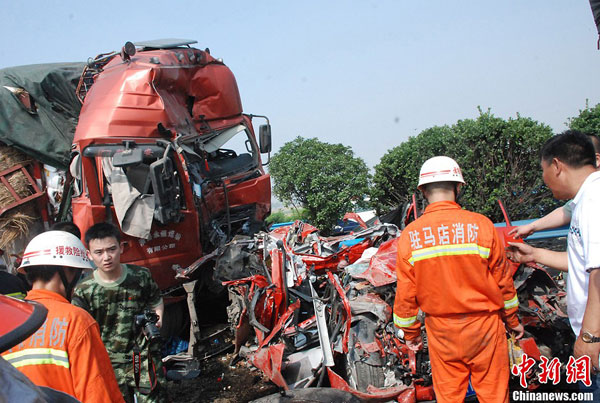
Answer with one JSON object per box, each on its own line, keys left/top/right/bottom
{"left": 160, "top": 300, "right": 187, "bottom": 339}
{"left": 345, "top": 358, "right": 385, "bottom": 392}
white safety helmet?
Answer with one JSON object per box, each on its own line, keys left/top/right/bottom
{"left": 417, "top": 156, "right": 465, "bottom": 189}
{"left": 18, "top": 231, "right": 92, "bottom": 273}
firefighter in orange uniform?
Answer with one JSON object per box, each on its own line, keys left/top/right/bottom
{"left": 393, "top": 156, "right": 524, "bottom": 403}
{"left": 1, "top": 231, "right": 124, "bottom": 403}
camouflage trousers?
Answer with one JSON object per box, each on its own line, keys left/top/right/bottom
{"left": 113, "top": 351, "right": 168, "bottom": 403}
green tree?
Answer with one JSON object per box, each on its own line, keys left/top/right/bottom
{"left": 265, "top": 208, "right": 309, "bottom": 225}
{"left": 269, "top": 137, "right": 370, "bottom": 231}
{"left": 447, "top": 111, "right": 557, "bottom": 221}
{"left": 370, "top": 126, "right": 451, "bottom": 213}
{"left": 568, "top": 101, "right": 600, "bottom": 134}
{"left": 372, "top": 109, "right": 559, "bottom": 222}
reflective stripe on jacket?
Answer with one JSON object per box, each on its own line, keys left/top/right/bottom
{"left": 1, "top": 289, "right": 124, "bottom": 403}
{"left": 393, "top": 201, "right": 519, "bottom": 340}
{"left": 4, "top": 347, "right": 69, "bottom": 368}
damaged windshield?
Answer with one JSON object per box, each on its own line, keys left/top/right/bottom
{"left": 83, "top": 143, "right": 183, "bottom": 239}
{"left": 182, "top": 124, "right": 259, "bottom": 181}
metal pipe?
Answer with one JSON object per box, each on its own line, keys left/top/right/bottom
{"left": 309, "top": 277, "right": 335, "bottom": 367}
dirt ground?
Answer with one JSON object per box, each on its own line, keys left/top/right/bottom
{"left": 166, "top": 351, "right": 279, "bottom": 403}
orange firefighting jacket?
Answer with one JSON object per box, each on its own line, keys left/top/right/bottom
{"left": 1, "top": 289, "right": 124, "bottom": 403}
{"left": 393, "top": 201, "right": 519, "bottom": 340}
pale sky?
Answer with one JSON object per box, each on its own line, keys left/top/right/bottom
{"left": 2, "top": 1, "right": 599, "bottom": 168}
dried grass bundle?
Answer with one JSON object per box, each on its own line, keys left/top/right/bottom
{"left": 0, "top": 146, "right": 39, "bottom": 249}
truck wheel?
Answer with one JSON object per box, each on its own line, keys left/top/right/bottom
{"left": 160, "top": 300, "right": 187, "bottom": 339}
{"left": 345, "top": 358, "right": 385, "bottom": 392}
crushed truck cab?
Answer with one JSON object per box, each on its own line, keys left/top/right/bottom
{"left": 0, "top": 40, "right": 272, "bottom": 374}
{"left": 71, "top": 39, "right": 271, "bottom": 296}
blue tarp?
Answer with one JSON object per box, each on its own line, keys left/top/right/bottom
{"left": 494, "top": 219, "right": 568, "bottom": 240}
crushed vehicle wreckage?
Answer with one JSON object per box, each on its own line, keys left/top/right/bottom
{"left": 214, "top": 214, "right": 574, "bottom": 401}
{"left": 0, "top": 41, "right": 274, "bottom": 376}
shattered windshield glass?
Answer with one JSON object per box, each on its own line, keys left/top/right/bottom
{"left": 202, "top": 125, "right": 248, "bottom": 153}
{"left": 183, "top": 124, "right": 258, "bottom": 180}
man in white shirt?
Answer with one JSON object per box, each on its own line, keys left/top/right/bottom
{"left": 507, "top": 130, "right": 600, "bottom": 396}
{"left": 509, "top": 133, "right": 600, "bottom": 239}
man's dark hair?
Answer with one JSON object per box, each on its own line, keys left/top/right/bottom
{"left": 587, "top": 133, "right": 600, "bottom": 155}
{"left": 422, "top": 181, "right": 460, "bottom": 192}
{"left": 85, "top": 222, "right": 122, "bottom": 246}
{"left": 51, "top": 221, "right": 82, "bottom": 239}
{"left": 540, "top": 130, "right": 596, "bottom": 168}
{"left": 25, "top": 266, "right": 58, "bottom": 284}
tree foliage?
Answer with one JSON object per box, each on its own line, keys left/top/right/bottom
{"left": 369, "top": 126, "right": 451, "bottom": 212}
{"left": 265, "top": 208, "right": 309, "bottom": 225}
{"left": 371, "top": 109, "right": 559, "bottom": 222}
{"left": 568, "top": 102, "right": 600, "bottom": 134}
{"left": 269, "top": 137, "right": 370, "bottom": 231}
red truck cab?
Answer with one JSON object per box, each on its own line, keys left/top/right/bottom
{"left": 70, "top": 39, "right": 271, "bottom": 295}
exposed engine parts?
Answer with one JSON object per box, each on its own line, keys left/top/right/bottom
{"left": 215, "top": 220, "right": 572, "bottom": 401}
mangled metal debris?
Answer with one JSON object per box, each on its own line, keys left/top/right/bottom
{"left": 215, "top": 219, "right": 572, "bottom": 401}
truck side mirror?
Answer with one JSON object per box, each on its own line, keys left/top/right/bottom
{"left": 259, "top": 125, "right": 272, "bottom": 154}
{"left": 120, "top": 41, "right": 136, "bottom": 62}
